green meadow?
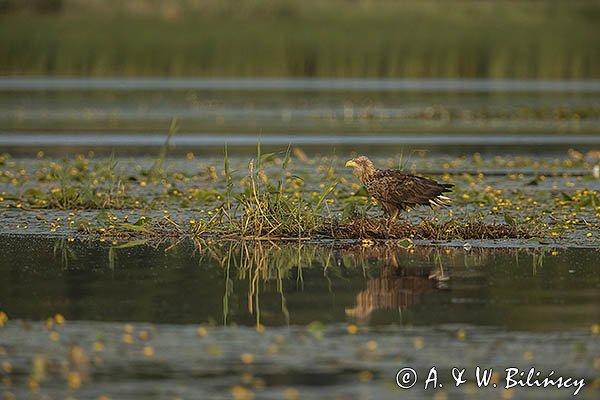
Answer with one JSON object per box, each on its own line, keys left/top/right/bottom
{"left": 1, "top": 0, "right": 599, "bottom": 78}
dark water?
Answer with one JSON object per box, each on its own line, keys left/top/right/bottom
{"left": 1, "top": 237, "right": 600, "bottom": 330}
{"left": 1, "top": 237, "right": 599, "bottom": 399}
{"left": 2, "top": 132, "right": 600, "bottom": 159}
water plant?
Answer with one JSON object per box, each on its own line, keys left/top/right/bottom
{"left": 1, "top": 143, "right": 598, "bottom": 244}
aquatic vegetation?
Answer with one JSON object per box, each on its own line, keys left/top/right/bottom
{"left": 147, "top": 118, "right": 178, "bottom": 182}
{"left": 1, "top": 146, "right": 599, "bottom": 244}
{"left": 229, "top": 148, "right": 337, "bottom": 239}
{"left": 72, "top": 153, "right": 535, "bottom": 242}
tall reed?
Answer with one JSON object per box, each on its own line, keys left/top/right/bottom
{"left": 1, "top": 0, "right": 598, "bottom": 78}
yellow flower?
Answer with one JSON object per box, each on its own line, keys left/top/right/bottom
{"left": 143, "top": 346, "right": 154, "bottom": 357}
{"left": 241, "top": 352, "right": 254, "bottom": 364}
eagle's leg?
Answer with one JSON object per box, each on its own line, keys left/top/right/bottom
{"left": 382, "top": 203, "right": 399, "bottom": 234}
{"left": 381, "top": 203, "right": 393, "bottom": 220}
{"left": 389, "top": 207, "right": 399, "bottom": 223}
{"left": 380, "top": 202, "right": 389, "bottom": 220}
{"left": 382, "top": 203, "right": 399, "bottom": 222}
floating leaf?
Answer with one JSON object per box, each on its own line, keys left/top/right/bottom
{"left": 560, "top": 192, "right": 573, "bottom": 202}
{"left": 393, "top": 238, "right": 414, "bottom": 248}
{"left": 133, "top": 217, "right": 152, "bottom": 226}
{"left": 76, "top": 218, "right": 92, "bottom": 231}
{"left": 118, "top": 223, "right": 150, "bottom": 233}
{"left": 306, "top": 321, "right": 325, "bottom": 339}
{"left": 526, "top": 178, "right": 539, "bottom": 186}
{"left": 504, "top": 213, "right": 515, "bottom": 226}
{"left": 113, "top": 240, "right": 148, "bottom": 249}
{"left": 23, "top": 188, "right": 44, "bottom": 196}
{"left": 96, "top": 211, "right": 110, "bottom": 221}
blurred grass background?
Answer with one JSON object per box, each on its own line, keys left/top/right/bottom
{"left": 0, "top": 0, "right": 599, "bottom": 78}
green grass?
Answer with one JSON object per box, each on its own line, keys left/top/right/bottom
{"left": 1, "top": 0, "right": 599, "bottom": 78}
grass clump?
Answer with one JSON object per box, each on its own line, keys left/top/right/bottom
{"left": 232, "top": 154, "right": 336, "bottom": 240}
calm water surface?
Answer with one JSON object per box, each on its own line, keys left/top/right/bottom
{"left": 1, "top": 237, "right": 599, "bottom": 399}
{"left": 2, "top": 237, "right": 599, "bottom": 329}
{"left": 1, "top": 77, "right": 599, "bottom": 135}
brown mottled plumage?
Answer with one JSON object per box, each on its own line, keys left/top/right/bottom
{"left": 345, "top": 155, "right": 454, "bottom": 220}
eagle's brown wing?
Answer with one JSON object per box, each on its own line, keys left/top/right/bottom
{"left": 365, "top": 169, "right": 453, "bottom": 210}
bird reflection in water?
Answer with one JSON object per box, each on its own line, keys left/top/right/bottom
{"left": 345, "top": 251, "right": 447, "bottom": 324}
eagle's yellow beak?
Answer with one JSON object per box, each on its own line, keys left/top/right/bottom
{"left": 345, "top": 160, "right": 357, "bottom": 168}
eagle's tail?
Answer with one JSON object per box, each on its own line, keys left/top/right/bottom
{"left": 429, "top": 194, "right": 453, "bottom": 208}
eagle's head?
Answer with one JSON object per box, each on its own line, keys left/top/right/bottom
{"left": 345, "top": 155, "right": 376, "bottom": 182}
